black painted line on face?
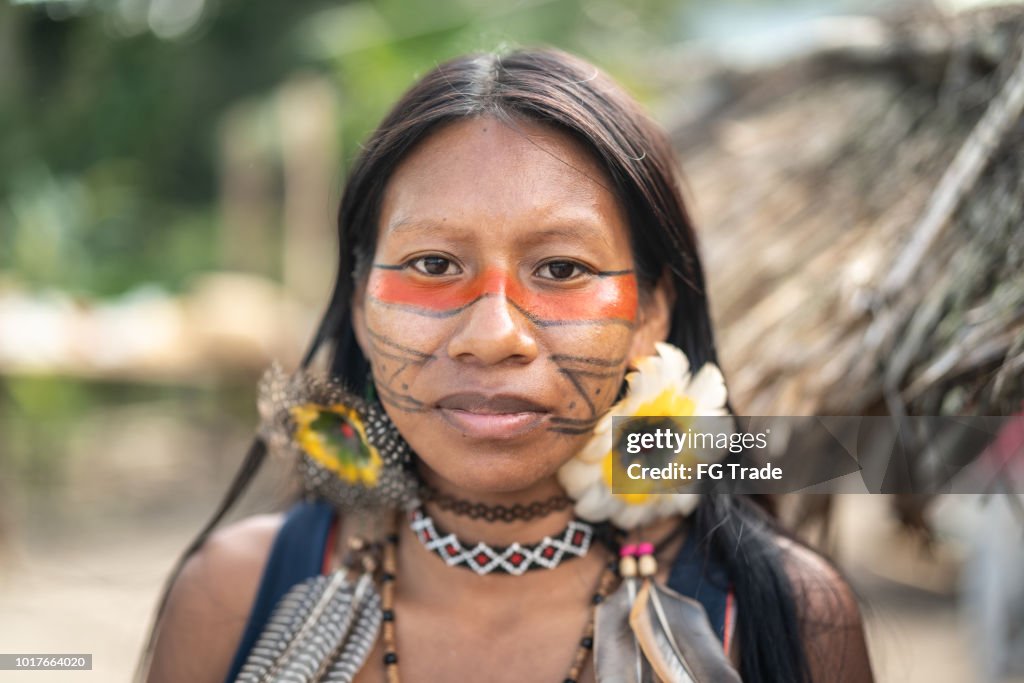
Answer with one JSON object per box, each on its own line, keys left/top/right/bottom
{"left": 368, "top": 294, "right": 489, "bottom": 319}
{"left": 377, "top": 393, "right": 429, "bottom": 414}
{"left": 557, "top": 367, "right": 597, "bottom": 417}
{"left": 368, "top": 294, "right": 634, "bottom": 327}
{"left": 505, "top": 299, "right": 636, "bottom": 329}
{"left": 366, "top": 326, "right": 435, "bottom": 361}
{"left": 369, "top": 293, "right": 635, "bottom": 329}
{"left": 372, "top": 376, "right": 423, "bottom": 403}
{"left": 556, "top": 369, "right": 620, "bottom": 380}
{"left": 548, "top": 425, "right": 597, "bottom": 435}
{"left": 550, "top": 415, "right": 601, "bottom": 427}
{"left": 368, "top": 344, "right": 423, "bottom": 368}
{"left": 375, "top": 382, "right": 426, "bottom": 408}
{"left": 550, "top": 354, "right": 627, "bottom": 367}
{"left": 366, "top": 332, "right": 429, "bottom": 363}
{"left": 386, "top": 362, "right": 409, "bottom": 385}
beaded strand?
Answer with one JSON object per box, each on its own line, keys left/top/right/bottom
{"left": 381, "top": 531, "right": 400, "bottom": 683}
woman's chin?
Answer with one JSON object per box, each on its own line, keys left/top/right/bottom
{"left": 417, "top": 451, "right": 568, "bottom": 498}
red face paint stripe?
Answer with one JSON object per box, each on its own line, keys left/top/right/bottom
{"left": 369, "top": 268, "right": 486, "bottom": 311}
{"left": 368, "top": 268, "right": 637, "bottom": 323}
{"left": 505, "top": 274, "right": 637, "bottom": 324}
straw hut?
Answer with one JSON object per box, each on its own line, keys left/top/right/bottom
{"left": 666, "top": 5, "right": 1024, "bottom": 535}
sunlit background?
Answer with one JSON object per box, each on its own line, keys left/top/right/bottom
{"left": 1, "top": 0, "right": 1023, "bottom": 681}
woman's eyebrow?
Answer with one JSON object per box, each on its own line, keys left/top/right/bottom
{"left": 384, "top": 217, "right": 616, "bottom": 251}
{"left": 385, "top": 217, "right": 459, "bottom": 237}
{"left": 528, "top": 225, "right": 613, "bottom": 251}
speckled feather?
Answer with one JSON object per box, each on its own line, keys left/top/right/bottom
{"left": 258, "top": 363, "right": 419, "bottom": 510}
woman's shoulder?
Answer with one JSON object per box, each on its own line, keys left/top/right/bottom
{"left": 775, "top": 536, "right": 861, "bottom": 621}
{"left": 775, "top": 535, "right": 874, "bottom": 682}
{"left": 145, "top": 513, "right": 284, "bottom": 683}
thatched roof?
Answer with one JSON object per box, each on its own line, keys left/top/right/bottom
{"left": 670, "top": 5, "right": 1024, "bottom": 417}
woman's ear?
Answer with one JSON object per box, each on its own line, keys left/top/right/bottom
{"left": 628, "top": 271, "right": 675, "bottom": 363}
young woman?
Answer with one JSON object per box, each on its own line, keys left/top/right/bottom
{"left": 142, "top": 48, "right": 873, "bottom": 683}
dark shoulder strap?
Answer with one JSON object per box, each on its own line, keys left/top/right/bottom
{"left": 666, "top": 529, "right": 731, "bottom": 644}
{"left": 224, "top": 499, "right": 337, "bottom": 683}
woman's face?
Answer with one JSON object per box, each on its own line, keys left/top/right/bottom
{"left": 353, "top": 117, "right": 670, "bottom": 494}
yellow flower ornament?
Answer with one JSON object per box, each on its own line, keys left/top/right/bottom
{"left": 557, "top": 342, "right": 729, "bottom": 529}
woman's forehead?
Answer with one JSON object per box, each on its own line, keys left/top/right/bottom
{"left": 377, "top": 116, "right": 629, "bottom": 245}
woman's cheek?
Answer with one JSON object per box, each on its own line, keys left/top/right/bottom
{"left": 363, "top": 304, "right": 448, "bottom": 371}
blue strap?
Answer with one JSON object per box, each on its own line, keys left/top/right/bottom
{"left": 665, "top": 529, "right": 731, "bottom": 643}
{"left": 223, "top": 499, "right": 337, "bottom": 683}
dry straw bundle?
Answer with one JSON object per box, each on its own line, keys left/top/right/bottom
{"left": 671, "top": 5, "right": 1023, "bottom": 419}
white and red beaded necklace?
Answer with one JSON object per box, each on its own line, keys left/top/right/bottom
{"left": 408, "top": 506, "right": 595, "bottom": 576}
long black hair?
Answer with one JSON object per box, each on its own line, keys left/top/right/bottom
{"left": 141, "top": 48, "right": 813, "bottom": 682}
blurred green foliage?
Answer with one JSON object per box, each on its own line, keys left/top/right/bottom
{"left": 0, "top": 0, "right": 690, "bottom": 298}
{"left": 0, "top": 371, "right": 258, "bottom": 486}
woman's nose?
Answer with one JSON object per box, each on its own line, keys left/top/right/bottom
{"left": 446, "top": 291, "right": 539, "bottom": 366}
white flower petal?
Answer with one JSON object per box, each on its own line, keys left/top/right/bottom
{"left": 688, "top": 363, "right": 728, "bottom": 412}
{"left": 577, "top": 441, "right": 611, "bottom": 464}
{"left": 574, "top": 484, "right": 619, "bottom": 522}
{"left": 655, "top": 341, "right": 690, "bottom": 378}
{"left": 557, "top": 455, "right": 604, "bottom": 494}
{"left": 556, "top": 343, "right": 731, "bottom": 530}
{"left": 611, "top": 502, "right": 659, "bottom": 530}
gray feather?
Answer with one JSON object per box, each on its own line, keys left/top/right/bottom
{"left": 629, "top": 581, "right": 742, "bottom": 683}
{"left": 595, "top": 579, "right": 655, "bottom": 683}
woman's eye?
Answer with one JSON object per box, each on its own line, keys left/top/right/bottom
{"left": 409, "top": 256, "right": 460, "bottom": 276}
{"left": 538, "top": 261, "right": 589, "bottom": 280}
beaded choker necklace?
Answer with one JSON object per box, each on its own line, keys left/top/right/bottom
{"left": 419, "top": 484, "right": 573, "bottom": 522}
{"left": 409, "top": 507, "right": 595, "bottom": 575}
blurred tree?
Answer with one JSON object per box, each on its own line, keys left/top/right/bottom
{"left": 0, "top": 0, "right": 687, "bottom": 297}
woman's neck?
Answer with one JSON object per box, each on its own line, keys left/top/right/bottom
{"left": 387, "top": 471, "right": 686, "bottom": 611}
{"left": 417, "top": 470, "right": 577, "bottom": 547}
{"left": 334, "top": 470, "right": 688, "bottom": 617}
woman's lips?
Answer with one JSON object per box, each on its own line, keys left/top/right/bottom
{"left": 439, "top": 409, "right": 546, "bottom": 439}
{"left": 435, "top": 393, "right": 549, "bottom": 439}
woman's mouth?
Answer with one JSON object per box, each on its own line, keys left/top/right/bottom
{"left": 435, "top": 393, "right": 549, "bottom": 439}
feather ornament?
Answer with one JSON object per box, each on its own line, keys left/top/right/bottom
{"left": 257, "top": 363, "right": 419, "bottom": 510}
{"left": 234, "top": 571, "right": 383, "bottom": 683}
{"left": 594, "top": 578, "right": 654, "bottom": 683}
{"left": 626, "top": 580, "right": 742, "bottom": 683}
